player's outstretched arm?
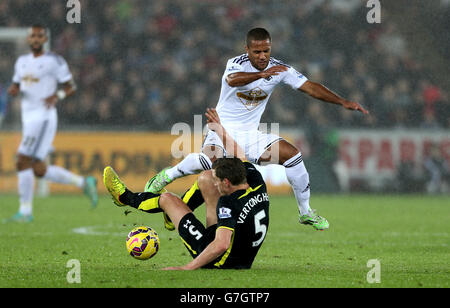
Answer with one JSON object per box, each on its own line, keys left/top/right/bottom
{"left": 226, "top": 65, "right": 288, "bottom": 87}
{"left": 162, "top": 227, "right": 233, "bottom": 270}
{"left": 299, "top": 80, "right": 369, "bottom": 114}
{"left": 205, "top": 108, "right": 246, "bottom": 160}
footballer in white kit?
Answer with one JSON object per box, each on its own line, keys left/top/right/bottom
{"left": 205, "top": 54, "right": 308, "bottom": 163}
{"left": 4, "top": 25, "right": 98, "bottom": 223}
{"left": 145, "top": 28, "right": 368, "bottom": 231}
{"left": 13, "top": 50, "right": 71, "bottom": 160}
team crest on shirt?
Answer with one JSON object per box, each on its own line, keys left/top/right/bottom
{"left": 218, "top": 207, "right": 232, "bottom": 219}
{"left": 22, "top": 74, "right": 40, "bottom": 85}
{"left": 236, "top": 87, "right": 268, "bottom": 111}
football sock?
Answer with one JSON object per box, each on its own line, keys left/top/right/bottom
{"left": 43, "top": 165, "right": 85, "bottom": 188}
{"left": 18, "top": 168, "right": 35, "bottom": 215}
{"left": 283, "top": 153, "right": 312, "bottom": 216}
{"left": 165, "top": 153, "right": 212, "bottom": 180}
{"left": 119, "top": 189, "right": 162, "bottom": 213}
{"left": 181, "top": 180, "right": 204, "bottom": 211}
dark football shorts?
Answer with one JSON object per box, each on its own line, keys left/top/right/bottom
{"left": 178, "top": 213, "right": 218, "bottom": 267}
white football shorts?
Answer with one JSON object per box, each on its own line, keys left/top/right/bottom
{"left": 17, "top": 114, "right": 57, "bottom": 161}
{"left": 202, "top": 129, "right": 283, "bottom": 164}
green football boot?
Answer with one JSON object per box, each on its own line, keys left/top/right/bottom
{"left": 3, "top": 212, "right": 33, "bottom": 224}
{"left": 144, "top": 168, "right": 172, "bottom": 193}
{"left": 299, "top": 209, "right": 329, "bottom": 230}
{"left": 83, "top": 176, "right": 98, "bottom": 208}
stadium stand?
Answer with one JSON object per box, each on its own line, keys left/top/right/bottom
{"left": 0, "top": 0, "right": 448, "bottom": 131}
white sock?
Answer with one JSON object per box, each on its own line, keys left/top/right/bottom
{"left": 284, "top": 153, "right": 311, "bottom": 216}
{"left": 166, "top": 153, "right": 212, "bottom": 180}
{"left": 18, "top": 169, "right": 35, "bottom": 216}
{"left": 43, "top": 165, "right": 85, "bottom": 188}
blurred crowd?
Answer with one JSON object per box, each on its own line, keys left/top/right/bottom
{"left": 0, "top": 0, "right": 449, "bottom": 131}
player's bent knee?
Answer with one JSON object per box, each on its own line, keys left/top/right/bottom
{"left": 158, "top": 192, "right": 177, "bottom": 208}
{"left": 159, "top": 192, "right": 188, "bottom": 211}
{"left": 197, "top": 170, "right": 214, "bottom": 189}
{"left": 278, "top": 141, "right": 301, "bottom": 165}
{"left": 16, "top": 155, "right": 33, "bottom": 171}
{"left": 31, "top": 161, "right": 47, "bottom": 177}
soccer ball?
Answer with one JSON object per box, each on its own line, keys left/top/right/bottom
{"left": 126, "top": 226, "right": 160, "bottom": 260}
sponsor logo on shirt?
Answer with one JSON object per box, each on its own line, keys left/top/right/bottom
{"left": 227, "top": 65, "right": 241, "bottom": 72}
{"left": 294, "top": 69, "right": 304, "bottom": 79}
{"left": 22, "top": 74, "right": 40, "bottom": 85}
{"left": 236, "top": 87, "right": 268, "bottom": 111}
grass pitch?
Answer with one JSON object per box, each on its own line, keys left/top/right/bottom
{"left": 0, "top": 193, "right": 448, "bottom": 288}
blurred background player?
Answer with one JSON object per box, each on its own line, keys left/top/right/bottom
{"left": 145, "top": 28, "right": 368, "bottom": 230}
{"left": 423, "top": 143, "right": 450, "bottom": 194}
{"left": 4, "top": 25, "right": 98, "bottom": 223}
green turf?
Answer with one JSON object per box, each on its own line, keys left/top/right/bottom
{"left": 0, "top": 193, "right": 448, "bottom": 288}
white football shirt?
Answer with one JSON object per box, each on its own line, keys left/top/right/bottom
{"left": 12, "top": 52, "right": 72, "bottom": 122}
{"left": 215, "top": 54, "right": 308, "bottom": 131}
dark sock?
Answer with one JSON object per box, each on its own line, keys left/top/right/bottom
{"left": 119, "top": 189, "right": 160, "bottom": 209}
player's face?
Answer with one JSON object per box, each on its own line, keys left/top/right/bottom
{"left": 246, "top": 39, "right": 271, "bottom": 70}
{"left": 27, "top": 27, "right": 47, "bottom": 53}
{"left": 212, "top": 170, "right": 231, "bottom": 196}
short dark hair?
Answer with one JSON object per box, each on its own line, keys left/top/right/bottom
{"left": 212, "top": 158, "right": 247, "bottom": 185}
{"left": 246, "top": 28, "right": 271, "bottom": 46}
